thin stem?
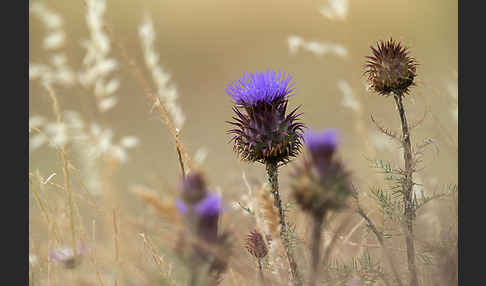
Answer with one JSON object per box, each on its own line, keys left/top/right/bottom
{"left": 176, "top": 130, "right": 186, "bottom": 177}
{"left": 393, "top": 94, "right": 418, "bottom": 286}
{"left": 46, "top": 82, "right": 77, "bottom": 261}
{"left": 309, "top": 215, "right": 324, "bottom": 286}
{"left": 189, "top": 264, "right": 200, "bottom": 286}
{"left": 257, "top": 259, "right": 266, "bottom": 286}
{"left": 265, "top": 161, "right": 302, "bottom": 286}
{"left": 358, "top": 209, "right": 403, "bottom": 286}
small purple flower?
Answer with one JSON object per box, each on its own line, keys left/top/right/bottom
{"left": 176, "top": 193, "right": 222, "bottom": 218}
{"left": 226, "top": 70, "right": 305, "bottom": 164}
{"left": 226, "top": 70, "right": 295, "bottom": 106}
{"left": 195, "top": 193, "right": 222, "bottom": 218}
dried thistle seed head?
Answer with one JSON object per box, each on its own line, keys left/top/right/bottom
{"left": 245, "top": 230, "right": 268, "bottom": 259}
{"left": 179, "top": 171, "right": 208, "bottom": 204}
{"left": 364, "top": 38, "right": 417, "bottom": 96}
{"left": 226, "top": 70, "right": 305, "bottom": 164}
{"left": 292, "top": 129, "right": 352, "bottom": 217}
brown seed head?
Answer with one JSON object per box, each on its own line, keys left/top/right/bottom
{"left": 364, "top": 38, "right": 417, "bottom": 96}
{"left": 245, "top": 230, "right": 268, "bottom": 259}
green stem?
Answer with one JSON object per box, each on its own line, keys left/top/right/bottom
{"left": 309, "top": 215, "right": 324, "bottom": 286}
{"left": 257, "top": 259, "right": 266, "bottom": 286}
{"left": 394, "top": 94, "right": 418, "bottom": 286}
{"left": 358, "top": 209, "right": 403, "bottom": 286}
{"left": 265, "top": 161, "right": 302, "bottom": 286}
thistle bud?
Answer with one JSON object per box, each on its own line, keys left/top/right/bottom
{"left": 364, "top": 38, "right": 418, "bottom": 96}
{"left": 245, "top": 230, "right": 268, "bottom": 259}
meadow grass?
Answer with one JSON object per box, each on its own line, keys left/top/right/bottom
{"left": 29, "top": 1, "right": 458, "bottom": 285}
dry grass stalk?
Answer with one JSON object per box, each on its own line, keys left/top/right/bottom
{"left": 45, "top": 82, "right": 77, "bottom": 261}
{"left": 131, "top": 185, "right": 181, "bottom": 222}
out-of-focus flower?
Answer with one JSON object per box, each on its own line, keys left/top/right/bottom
{"left": 49, "top": 243, "right": 87, "bottom": 269}
{"left": 176, "top": 171, "right": 223, "bottom": 242}
{"left": 226, "top": 70, "right": 305, "bottom": 165}
{"left": 292, "top": 129, "right": 351, "bottom": 218}
{"left": 175, "top": 171, "right": 230, "bottom": 282}
{"left": 364, "top": 38, "right": 417, "bottom": 96}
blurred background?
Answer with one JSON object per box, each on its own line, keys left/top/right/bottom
{"left": 29, "top": 0, "right": 457, "bottom": 284}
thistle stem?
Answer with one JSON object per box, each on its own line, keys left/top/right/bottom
{"left": 393, "top": 94, "right": 418, "bottom": 286}
{"left": 265, "top": 161, "right": 302, "bottom": 286}
{"left": 257, "top": 259, "right": 266, "bottom": 286}
{"left": 358, "top": 209, "right": 403, "bottom": 286}
{"left": 309, "top": 215, "right": 324, "bottom": 286}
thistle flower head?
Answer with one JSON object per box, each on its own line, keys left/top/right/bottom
{"left": 292, "top": 129, "right": 351, "bottom": 217}
{"left": 364, "top": 38, "right": 417, "bottom": 96}
{"left": 245, "top": 230, "right": 268, "bottom": 259}
{"left": 227, "top": 70, "right": 305, "bottom": 164}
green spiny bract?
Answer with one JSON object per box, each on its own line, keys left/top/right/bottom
{"left": 228, "top": 97, "right": 304, "bottom": 164}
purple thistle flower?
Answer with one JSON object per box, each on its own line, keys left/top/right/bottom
{"left": 226, "top": 70, "right": 295, "bottom": 106}
{"left": 226, "top": 70, "right": 305, "bottom": 164}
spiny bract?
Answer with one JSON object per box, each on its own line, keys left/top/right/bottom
{"left": 364, "top": 38, "right": 418, "bottom": 96}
